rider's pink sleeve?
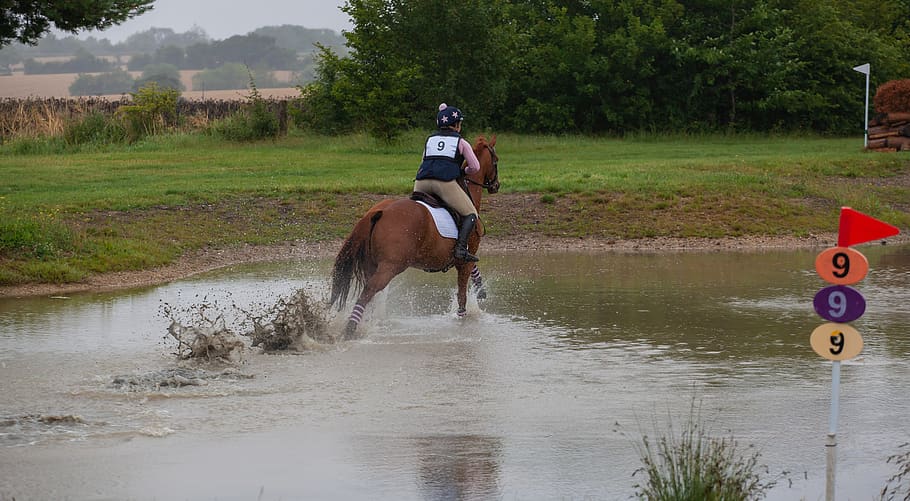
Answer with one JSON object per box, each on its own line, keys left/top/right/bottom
{"left": 459, "top": 138, "right": 480, "bottom": 174}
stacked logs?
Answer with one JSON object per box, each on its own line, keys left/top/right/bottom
{"left": 867, "top": 112, "right": 910, "bottom": 152}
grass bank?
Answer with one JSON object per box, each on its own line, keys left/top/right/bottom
{"left": 0, "top": 131, "right": 907, "bottom": 285}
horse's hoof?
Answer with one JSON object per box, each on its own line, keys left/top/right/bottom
{"left": 476, "top": 289, "right": 487, "bottom": 300}
{"left": 457, "top": 308, "right": 467, "bottom": 317}
{"left": 343, "top": 321, "right": 359, "bottom": 340}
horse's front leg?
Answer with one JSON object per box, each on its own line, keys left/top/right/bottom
{"left": 456, "top": 264, "right": 472, "bottom": 317}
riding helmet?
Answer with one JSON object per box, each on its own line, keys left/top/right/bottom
{"left": 436, "top": 103, "right": 464, "bottom": 128}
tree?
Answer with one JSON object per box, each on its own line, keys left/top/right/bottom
{"left": 133, "top": 63, "right": 184, "bottom": 92}
{"left": 305, "top": 0, "right": 910, "bottom": 135}
{"left": 0, "top": 44, "right": 20, "bottom": 72}
{"left": 310, "top": 0, "right": 509, "bottom": 139}
{"left": 251, "top": 25, "right": 346, "bottom": 53}
{"left": 183, "top": 34, "right": 298, "bottom": 70}
{"left": 1, "top": 1, "right": 154, "bottom": 47}
{"left": 69, "top": 68, "right": 135, "bottom": 96}
{"left": 119, "top": 27, "right": 208, "bottom": 54}
{"left": 499, "top": 2, "right": 601, "bottom": 132}
{"left": 23, "top": 47, "right": 116, "bottom": 74}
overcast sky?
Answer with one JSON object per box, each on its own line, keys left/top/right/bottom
{"left": 78, "top": 0, "right": 351, "bottom": 42}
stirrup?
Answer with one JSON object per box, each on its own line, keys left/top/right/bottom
{"left": 454, "top": 247, "right": 479, "bottom": 262}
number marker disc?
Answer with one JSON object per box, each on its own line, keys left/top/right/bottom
{"left": 813, "top": 285, "right": 866, "bottom": 323}
{"left": 810, "top": 323, "right": 863, "bottom": 361}
{"left": 815, "top": 247, "right": 869, "bottom": 285}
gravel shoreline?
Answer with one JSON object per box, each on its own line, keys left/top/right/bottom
{"left": 3, "top": 232, "right": 907, "bottom": 299}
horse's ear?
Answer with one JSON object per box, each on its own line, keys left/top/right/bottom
{"left": 489, "top": 134, "right": 496, "bottom": 147}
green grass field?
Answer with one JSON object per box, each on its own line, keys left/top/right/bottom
{"left": 1, "top": 131, "right": 908, "bottom": 285}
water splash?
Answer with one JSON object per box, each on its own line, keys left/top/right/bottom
{"left": 160, "top": 287, "right": 335, "bottom": 361}
{"left": 0, "top": 414, "right": 102, "bottom": 447}
{"left": 246, "top": 288, "right": 336, "bottom": 350}
{"left": 110, "top": 367, "right": 253, "bottom": 390}
{"left": 167, "top": 319, "right": 246, "bottom": 362}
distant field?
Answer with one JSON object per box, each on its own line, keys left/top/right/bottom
{"left": 0, "top": 70, "right": 302, "bottom": 100}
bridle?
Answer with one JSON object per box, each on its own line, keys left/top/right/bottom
{"left": 466, "top": 144, "right": 500, "bottom": 193}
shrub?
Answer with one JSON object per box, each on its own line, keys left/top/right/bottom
{"left": 63, "top": 112, "right": 128, "bottom": 146}
{"left": 874, "top": 79, "right": 910, "bottom": 114}
{"left": 288, "top": 45, "right": 353, "bottom": 135}
{"left": 117, "top": 82, "right": 180, "bottom": 140}
{"left": 211, "top": 73, "right": 279, "bottom": 141}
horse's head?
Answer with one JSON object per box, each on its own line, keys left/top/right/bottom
{"left": 471, "top": 135, "right": 500, "bottom": 194}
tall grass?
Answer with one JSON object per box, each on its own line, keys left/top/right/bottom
{"left": 0, "top": 97, "right": 250, "bottom": 141}
{"left": 631, "top": 402, "right": 784, "bottom": 500}
{"left": 880, "top": 442, "right": 910, "bottom": 501}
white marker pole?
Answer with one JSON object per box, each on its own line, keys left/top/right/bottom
{"left": 826, "top": 360, "right": 841, "bottom": 501}
{"left": 853, "top": 63, "right": 870, "bottom": 148}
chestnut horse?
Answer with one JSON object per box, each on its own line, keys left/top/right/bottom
{"left": 330, "top": 135, "right": 500, "bottom": 338}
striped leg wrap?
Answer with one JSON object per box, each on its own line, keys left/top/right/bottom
{"left": 471, "top": 265, "right": 483, "bottom": 286}
{"left": 349, "top": 303, "right": 365, "bottom": 325}
{"left": 471, "top": 264, "right": 487, "bottom": 299}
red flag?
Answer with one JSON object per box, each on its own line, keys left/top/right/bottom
{"left": 838, "top": 207, "right": 900, "bottom": 247}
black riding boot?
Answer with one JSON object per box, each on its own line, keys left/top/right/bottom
{"left": 454, "top": 214, "right": 479, "bottom": 262}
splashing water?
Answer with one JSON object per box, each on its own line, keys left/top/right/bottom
{"left": 109, "top": 367, "right": 253, "bottom": 390}
{"left": 246, "top": 288, "right": 336, "bottom": 350}
{"left": 160, "top": 287, "right": 335, "bottom": 362}
{"left": 167, "top": 319, "right": 246, "bottom": 362}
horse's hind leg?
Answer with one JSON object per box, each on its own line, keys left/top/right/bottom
{"left": 344, "top": 264, "right": 406, "bottom": 339}
{"left": 471, "top": 264, "right": 487, "bottom": 300}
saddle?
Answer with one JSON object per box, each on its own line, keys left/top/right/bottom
{"left": 410, "top": 178, "right": 484, "bottom": 238}
{"left": 409, "top": 191, "right": 463, "bottom": 227}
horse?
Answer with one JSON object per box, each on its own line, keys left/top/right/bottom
{"left": 329, "top": 135, "right": 500, "bottom": 338}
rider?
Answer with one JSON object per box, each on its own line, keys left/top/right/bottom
{"left": 414, "top": 103, "right": 480, "bottom": 262}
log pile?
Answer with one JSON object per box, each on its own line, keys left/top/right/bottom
{"left": 867, "top": 112, "right": 910, "bottom": 152}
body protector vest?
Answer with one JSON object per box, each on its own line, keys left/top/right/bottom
{"left": 416, "top": 130, "right": 465, "bottom": 181}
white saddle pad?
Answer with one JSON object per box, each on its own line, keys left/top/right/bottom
{"left": 415, "top": 201, "right": 457, "bottom": 239}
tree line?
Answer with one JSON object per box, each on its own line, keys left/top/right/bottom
{"left": 299, "top": 0, "right": 910, "bottom": 137}
{"left": 0, "top": 25, "right": 346, "bottom": 74}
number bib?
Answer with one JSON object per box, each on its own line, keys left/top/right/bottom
{"left": 424, "top": 135, "right": 460, "bottom": 159}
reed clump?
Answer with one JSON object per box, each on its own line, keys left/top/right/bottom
{"left": 879, "top": 442, "right": 910, "bottom": 501}
{"left": 631, "top": 403, "right": 783, "bottom": 500}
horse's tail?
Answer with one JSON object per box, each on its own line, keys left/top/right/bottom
{"left": 329, "top": 210, "right": 382, "bottom": 311}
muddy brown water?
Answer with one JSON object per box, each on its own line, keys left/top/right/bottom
{"left": 1, "top": 244, "right": 909, "bottom": 500}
